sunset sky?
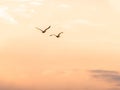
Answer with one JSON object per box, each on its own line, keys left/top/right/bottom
{"left": 0, "top": 0, "right": 120, "bottom": 90}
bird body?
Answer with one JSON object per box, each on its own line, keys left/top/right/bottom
{"left": 50, "top": 32, "right": 63, "bottom": 38}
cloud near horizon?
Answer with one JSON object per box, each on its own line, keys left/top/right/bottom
{"left": 89, "top": 69, "right": 120, "bottom": 88}
{"left": 0, "top": 69, "right": 114, "bottom": 90}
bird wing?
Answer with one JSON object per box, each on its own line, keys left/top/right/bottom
{"left": 58, "top": 32, "right": 63, "bottom": 36}
{"left": 44, "top": 26, "right": 51, "bottom": 31}
{"left": 50, "top": 34, "right": 56, "bottom": 36}
{"left": 35, "top": 27, "right": 43, "bottom": 31}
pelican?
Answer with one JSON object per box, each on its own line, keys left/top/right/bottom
{"left": 35, "top": 26, "right": 51, "bottom": 33}
{"left": 50, "top": 32, "right": 63, "bottom": 38}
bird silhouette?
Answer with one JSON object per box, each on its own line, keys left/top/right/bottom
{"left": 35, "top": 26, "right": 51, "bottom": 33}
{"left": 50, "top": 32, "right": 63, "bottom": 38}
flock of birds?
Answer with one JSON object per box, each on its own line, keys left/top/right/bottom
{"left": 35, "top": 26, "right": 63, "bottom": 38}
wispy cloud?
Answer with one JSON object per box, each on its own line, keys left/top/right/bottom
{"left": 0, "top": 69, "right": 116, "bottom": 90}
{"left": 89, "top": 69, "right": 120, "bottom": 87}
{"left": 108, "top": 0, "right": 120, "bottom": 13}
{"left": 58, "top": 3, "right": 71, "bottom": 8}
{"left": 29, "top": 1, "right": 43, "bottom": 6}
{"left": 12, "top": 0, "right": 44, "bottom": 17}
{"left": 0, "top": 6, "right": 17, "bottom": 24}
{"left": 90, "top": 70, "right": 119, "bottom": 74}
{"left": 0, "top": 0, "right": 44, "bottom": 24}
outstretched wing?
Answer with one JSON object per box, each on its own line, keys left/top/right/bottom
{"left": 58, "top": 32, "right": 63, "bottom": 36}
{"left": 35, "top": 27, "right": 43, "bottom": 31}
{"left": 44, "top": 26, "right": 51, "bottom": 31}
{"left": 49, "top": 34, "right": 56, "bottom": 36}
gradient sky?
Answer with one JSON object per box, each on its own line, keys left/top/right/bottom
{"left": 0, "top": 0, "right": 120, "bottom": 90}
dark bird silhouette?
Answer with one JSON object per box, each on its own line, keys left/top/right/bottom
{"left": 35, "top": 26, "right": 51, "bottom": 33}
{"left": 50, "top": 32, "right": 63, "bottom": 38}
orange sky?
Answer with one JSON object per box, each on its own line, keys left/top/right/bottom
{"left": 0, "top": 0, "right": 120, "bottom": 90}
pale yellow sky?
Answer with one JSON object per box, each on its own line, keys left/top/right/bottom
{"left": 0, "top": 0, "right": 120, "bottom": 90}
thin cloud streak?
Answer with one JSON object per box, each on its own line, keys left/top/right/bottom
{"left": 89, "top": 69, "right": 120, "bottom": 88}
{"left": 0, "top": 6, "right": 17, "bottom": 24}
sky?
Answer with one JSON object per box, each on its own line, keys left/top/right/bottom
{"left": 0, "top": 0, "right": 120, "bottom": 90}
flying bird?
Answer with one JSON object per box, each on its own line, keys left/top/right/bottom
{"left": 50, "top": 32, "right": 63, "bottom": 38}
{"left": 35, "top": 26, "right": 51, "bottom": 33}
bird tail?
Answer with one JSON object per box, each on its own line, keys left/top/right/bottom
{"left": 49, "top": 34, "right": 53, "bottom": 36}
